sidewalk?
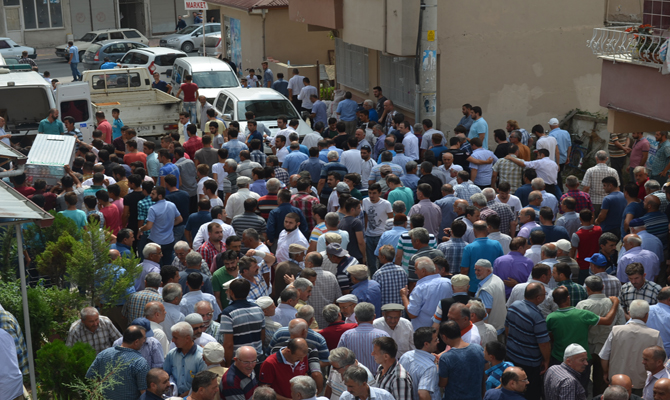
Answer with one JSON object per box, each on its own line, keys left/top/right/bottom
{"left": 35, "top": 37, "right": 163, "bottom": 62}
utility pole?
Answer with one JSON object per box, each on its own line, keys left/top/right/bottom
{"left": 415, "top": 0, "right": 437, "bottom": 125}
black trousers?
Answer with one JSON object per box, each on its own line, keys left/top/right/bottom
{"left": 513, "top": 362, "right": 543, "bottom": 400}
{"left": 610, "top": 156, "right": 627, "bottom": 187}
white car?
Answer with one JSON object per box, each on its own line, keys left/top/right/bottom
{"left": 160, "top": 24, "right": 221, "bottom": 53}
{"left": 119, "top": 47, "right": 187, "bottom": 78}
{"left": 0, "top": 37, "right": 36, "bottom": 59}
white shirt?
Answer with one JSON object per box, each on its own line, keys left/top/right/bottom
{"left": 523, "top": 157, "right": 559, "bottom": 185}
{"left": 361, "top": 159, "right": 377, "bottom": 189}
{"left": 496, "top": 194, "right": 522, "bottom": 215}
{"left": 277, "top": 229, "right": 309, "bottom": 263}
{"left": 524, "top": 245, "right": 542, "bottom": 265}
{"left": 645, "top": 368, "right": 670, "bottom": 400}
{"left": 192, "top": 218, "right": 236, "bottom": 250}
{"left": 298, "top": 85, "right": 319, "bottom": 109}
{"left": 302, "top": 132, "right": 323, "bottom": 150}
{"left": 287, "top": 75, "right": 305, "bottom": 95}
{"left": 488, "top": 232, "right": 512, "bottom": 254}
{"left": 373, "top": 317, "right": 416, "bottom": 358}
{"left": 271, "top": 127, "right": 296, "bottom": 146}
{"left": 0, "top": 328, "right": 23, "bottom": 400}
{"left": 506, "top": 279, "right": 558, "bottom": 318}
{"left": 225, "top": 188, "right": 260, "bottom": 220}
{"left": 462, "top": 323, "right": 481, "bottom": 345}
{"left": 402, "top": 132, "right": 419, "bottom": 160}
{"left": 195, "top": 332, "right": 217, "bottom": 347}
{"left": 340, "top": 149, "right": 363, "bottom": 175}
{"left": 277, "top": 146, "right": 289, "bottom": 163}
{"left": 150, "top": 320, "right": 170, "bottom": 356}
{"left": 83, "top": 175, "right": 117, "bottom": 187}
{"left": 536, "top": 135, "right": 558, "bottom": 163}
{"left": 197, "top": 176, "right": 210, "bottom": 196}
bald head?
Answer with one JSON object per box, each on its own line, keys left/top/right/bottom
{"left": 109, "top": 249, "right": 121, "bottom": 260}
{"left": 288, "top": 318, "right": 308, "bottom": 338}
{"left": 654, "top": 378, "right": 670, "bottom": 400}
{"left": 610, "top": 374, "right": 633, "bottom": 395}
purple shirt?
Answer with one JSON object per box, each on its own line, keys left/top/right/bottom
{"left": 493, "top": 251, "right": 535, "bottom": 298}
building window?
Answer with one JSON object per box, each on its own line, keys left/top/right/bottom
{"left": 23, "top": 0, "right": 63, "bottom": 30}
{"left": 643, "top": 0, "right": 670, "bottom": 29}
{"left": 335, "top": 38, "right": 368, "bottom": 93}
{"left": 379, "top": 54, "right": 415, "bottom": 111}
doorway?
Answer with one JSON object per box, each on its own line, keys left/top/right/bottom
{"left": 3, "top": 2, "right": 23, "bottom": 44}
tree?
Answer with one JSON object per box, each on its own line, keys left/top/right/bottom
{"left": 66, "top": 220, "right": 141, "bottom": 308}
{"left": 36, "top": 232, "right": 78, "bottom": 288}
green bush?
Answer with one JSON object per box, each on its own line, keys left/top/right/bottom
{"left": 36, "top": 340, "right": 97, "bottom": 400}
{"left": 36, "top": 232, "right": 79, "bottom": 288}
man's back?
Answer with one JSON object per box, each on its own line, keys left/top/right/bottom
{"left": 605, "top": 321, "right": 663, "bottom": 388}
{"left": 86, "top": 346, "right": 149, "bottom": 400}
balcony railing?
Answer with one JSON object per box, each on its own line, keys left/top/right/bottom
{"left": 587, "top": 26, "right": 668, "bottom": 70}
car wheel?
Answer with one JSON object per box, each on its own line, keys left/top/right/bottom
{"left": 181, "top": 42, "right": 194, "bottom": 53}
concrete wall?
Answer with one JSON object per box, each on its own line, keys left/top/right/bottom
{"left": 0, "top": 0, "right": 73, "bottom": 47}
{"left": 606, "top": 0, "right": 643, "bottom": 23}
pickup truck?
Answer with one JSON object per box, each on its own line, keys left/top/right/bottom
{"left": 74, "top": 67, "right": 182, "bottom": 139}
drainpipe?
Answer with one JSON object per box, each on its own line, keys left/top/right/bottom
{"left": 261, "top": 9, "right": 267, "bottom": 61}
{"left": 382, "top": 0, "right": 387, "bottom": 55}
{"left": 414, "top": 0, "right": 425, "bottom": 122}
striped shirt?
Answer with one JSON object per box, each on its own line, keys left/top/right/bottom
{"left": 399, "top": 350, "right": 441, "bottom": 400}
{"left": 374, "top": 362, "right": 414, "bottom": 400}
{"left": 544, "top": 363, "right": 587, "bottom": 400}
{"left": 250, "top": 150, "right": 267, "bottom": 166}
{"left": 505, "top": 299, "right": 550, "bottom": 366}
{"left": 257, "top": 194, "right": 279, "bottom": 220}
{"left": 66, "top": 316, "right": 122, "bottom": 354}
{"left": 85, "top": 346, "right": 149, "bottom": 400}
{"left": 397, "top": 232, "right": 437, "bottom": 270}
{"left": 372, "top": 262, "right": 408, "bottom": 306}
{"left": 335, "top": 256, "right": 358, "bottom": 292}
{"left": 640, "top": 211, "right": 669, "bottom": 243}
{"left": 268, "top": 327, "right": 330, "bottom": 362}
{"left": 219, "top": 300, "right": 265, "bottom": 355}
{"left": 338, "top": 323, "right": 390, "bottom": 372}
{"left": 220, "top": 363, "right": 258, "bottom": 400}
{"left": 310, "top": 222, "right": 327, "bottom": 242}
{"left": 231, "top": 212, "right": 267, "bottom": 237}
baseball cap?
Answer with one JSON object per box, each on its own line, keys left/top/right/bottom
{"left": 584, "top": 253, "right": 608, "bottom": 267}
{"left": 548, "top": 118, "right": 559, "bottom": 125}
{"left": 336, "top": 182, "right": 350, "bottom": 193}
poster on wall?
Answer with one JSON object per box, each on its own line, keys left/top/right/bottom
{"left": 227, "top": 17, "right": 241, "bottom": 75}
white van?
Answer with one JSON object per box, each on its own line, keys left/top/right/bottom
{"left": 170, "top": 57, "right": 240, "bottom": 104}
{"left": 0, "top": 70, "right": 56, "bottom": 141}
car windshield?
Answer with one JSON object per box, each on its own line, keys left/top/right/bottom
{"left": 176, "top": 26, "right": 199, "bottom": 35}
{"left": 86, "top": 44, "right": 102, "bottom": 54}
{"left": 80, "top": 33, "right": 97, "bottom": 42}
{"left": 236, "top": 99, "right": 299, "bottom": 121}
{"left": 192, "top": 71, "right": 238, "bottom": 89}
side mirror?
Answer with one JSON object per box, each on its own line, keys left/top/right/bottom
{"left": 223, "top": 114, "right": 231, "bottom": 121}
{"left": 193, "top": 33, "right": 200, "bottom": 37}
{"left": 166, "top": 69, "right": 172, "bottom": 78}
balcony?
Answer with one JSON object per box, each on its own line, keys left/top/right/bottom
{"left": 587, "top": 25, "right": 668, "bottom": 71}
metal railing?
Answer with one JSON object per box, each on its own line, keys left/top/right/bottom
{"left": 587, "top": 26, "right": 668, "bottom": 70}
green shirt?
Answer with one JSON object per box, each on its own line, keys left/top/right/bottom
{"left": 546, "top": 307, "right": 600, "bottom": 361}
{"left": 387, "top": 187, "right": 414, "bottom": 214}
{"left": 211, "top": 267, "right": 236, "bottom": 309}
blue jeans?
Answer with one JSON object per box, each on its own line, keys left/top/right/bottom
{"left": 70, "top": 62, "right": 81, "bottom": 81}
{"left": 365, "top": 235, "right": 381, "bottom": 274}
{"left": 183, "top": 102, "right": 197, "bottom": 125}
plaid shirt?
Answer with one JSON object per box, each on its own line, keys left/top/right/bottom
{"left": 372, "top": 262, "right": 408, "bottom": 306}
{"left": 560, "top": 190, "right": 594, "bottom": 213}
{"left": 595, "top": 271, "right": 622, "bottom": 298}
{"left": 582, "top": 164, "right": 619, "bottom": 204}
{"left": 291, "top": 192, "right": 320, "bottom": 231}
{"left": 137, "top": 195, "right": 155, "bottom": 235}
{"left": 619, "top": 280, "right": 661, "bottom": 312}
{"left": 85, "top": 346, "right": 149, "bottom": 399}
{"left": 479, "top": 206, "right": 498, "bottom": 222}
{"left": 544, "top": 362, "right": 586, "bottom": 400}
{"left": 557, "top": 279, "right": 588, "bottom": 307}
{"left": 438, "top": 238, "right": 468, "bottom": 274}
{"left": 309, "top": 267, "right": 343, "bottom": 328}
{"left": 492, "top": 157, "right": 524, "bottom": 193}
{"left": 375, "top": 361, "right": 414, "bottom": 400}
{"left": 238, "top": 275, "right": 269, "bottom": 301}
{"left": 172, "top": 256, "right": 212, "bottom": 278}
{"left": 487, "top": 200, "right": 514, "bottom": 236}
{"left": 0, "top": 311, "right": 28, "bottom": 374}
{"left": 66, "top": 316, "right": 122, "bottom": 353}
{"left": 454, "top": 182, "right": 482, "bottom": 202}
{"left": 122, "top": 287, "right": 163, "bottom": 322}
{"left": 274, "top": 167, "right": 289, "bottom": 185}
{"left": 198, "top": 240, "right": 225, "bottom": 272}
{"left": 250, "top": 150, "right": 267, "bottom": 166}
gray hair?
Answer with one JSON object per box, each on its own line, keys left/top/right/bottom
{"left": 467, "top": 299, "right": 487, "bottom": 320}
{"left": 290, "top": 376, "right": 317, "bottom": 398}
{"left": 408, "top": 227, "right": 429, "bottom": 244}
{"left": 541, "top": 244, "right": 558, "bottom": 258}
{"left": 237, "top": 176, "right": 251, "bottom": 188}
{"left": 171, "top": 321, "right": 194, "bottom": 338}
{"left": 162, "top": 282, "right": 183, "bottom": 302}
{"left": 584, "top": 275, "right": 604, "bottom": 292}
{"left": 195, "top": 300, "right": 213, "bottom": 313}
{"left": 624, "top": 235, "right": 642, "bottom": 247}
{"left": 645, "top": 179, "right": 661, "bottom": 192}
{"left": 143, "top": 242, "right": 161, "bottom": 258}
{"left": 596, "top": 150, "right": 608, "bottom": 161}
{"left": 145, "top": 272, "right": 161, "bottom": 288}
{"left": 481, "top": 188, "right": 496, "bottom": 201}
{"left": 296, "top": 305, "right": 315, "bottom": 322}
{"left": 531, "top": 178, "right": 545, "bottom": 190}
{"left": 144, "top": 302, "right": 163, "bottom": 318}
{"left": 266, "top": 178, "right": 281, "bottom": 193}
{"left": 528, "top": 191, "right": 542, "bottom": 202}
{"left": 470, "top": 193, "right": 487, "bottom": 207}
{"left": 243, "top": 228, "right": 260, "bottom": 241}
{"left": 80, "top": 306, "right": 99, "bottom": 320}
{"left": 633, "top": 166, "right": 648, "bottom": 175}
{"left": 602, "top": 385, "right": 630, "bottom": 400}
{"left": 630, "top": 299, "right": 650, "bottom": 319}
{"left": 252, "top": 387, "right": 277, "bottom": 400}
{"left": 174, "top": 240, "right": 190, "bottom": 252}
{"left": 327, "top": 150, "right": 339, "bottom": 160}
{"left": 343, "top": 365, "right": 369, "bottom": 385}
{"left": 288, "top": 319, "right": 308, "bottom": 336}
{"left": 392, "top": 200, "right": 406, "bottom": 214}
{"left": 234, "top": 345, "right": 258, "bottom": 359}
{"left": 185, "top": 251, "right": 203, "bottom": 267}
{"left": 328, "top": 347, "right": 356, "bottom": 367}
{"left": 363, "top": 99, "right": 374, "bottom": 107}
{"left": 415, "top": 256, "right": 436, "bottom": 273}
{"left": 510, "top": 130, "right": 522, "bottom": 140}
{"left": 405, "top": 160, "right": 418, "bottom": 173}
{"left": 378, "top": 245, "right": 395, "bottom": 261}
{"left": 454, "top": 201, "right": 468, "bottom": 213}
{"left": 565, "top": 175, "right": 580, "bottom": 188}
{"left": 354, "top": 302, "right": 376, "bottom": 322}
{"left": 225, "top": 159, "right": 238, "bottom": 169}
{"left": 325, "top": 212, "right": 340, "bottom": 228}
{"left": 323, "top": 304, "right": 341, "bottom": 324}
{"left": 293, "top": 277, "right": 313, "bottom": 291}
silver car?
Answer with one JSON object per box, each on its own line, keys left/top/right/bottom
{"left": 159, "top": 24, "right": 221, "bottom": 53}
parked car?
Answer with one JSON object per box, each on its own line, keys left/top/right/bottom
{"left": 119, "top": 47, "right": 187, "bottom": 77}
{"left": 198, "top": 32, "right": 222, "bottom": 57}
{"left": 159, "top": 23, "right": 220, "bottom": 53}
{"left": 82, "top": 40, "right": 148, "bottom": 70}
{"left": 0, "top": 37, "right": 36, "bottom": 59}
{"left": 55, "top": 29, "right": 148, "bottom": 60}
{"left": 170, "top": 57, "right": 239, "bottom": 104}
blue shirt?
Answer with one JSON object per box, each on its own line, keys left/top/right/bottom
{"left": 600, "top": 191, "right": 627, "bottom": 234}
{"left": 163, "top": 344, "right": 207, "bottom": 394}
{"left": 407, "top": 274, "right": 453, "bottom": 329}
{"left": 505, "top": 299, "right": 550, "bottom": 366}
{"left": 458, "top": 115, "right": 474, "bottom": 131}
{"left": 38, "top": 118, "right": 65, "bottom": 135}
{"left": 399, "top": 350, "right": 441, "bottom": 400}
{"left": 152, "top": 80, "right": 168, "bottom": 92}
{"left": 483, "top": 388, "right": 526, "bottom": 400}
{"left": 86, "top": 346, "right": 149, "bottom": 400}
{"left": 400, "top": 174, "right": 419, "bottom": 192}
{"left": 435, "top": 195, "right": 458, "bottom": 240}
{"left": 621, "top": 201, "right": 645, "bottom": 237}
{"left": 282, "top": 149, "right": 309, "bottom": 176}
{"left": 250, "top": 180, "right": 268, "bottom": 197}
{"left": 392, "top": 153, "right": 414, "bottom": 174}
{"left": 263, "top": 69, "right": 273, "bottom": 86}
{"left": 298, "top": 157, "right": 326, "bottom": 184}
{"left": 549, "top": 128, "right": 571, "bottom": 164}
{"left": 647, "top": 302, "right": 670, "bottom": 356}
{"left": 485, "top": 361, "right": 515, "bottom": 391}
{"left": 146, "top": 199, "right": 181, "bottom": 245}
{"left": 469, "top": 117, "right": 489, "bottom": 149}
{"left": 619, "top": 230, "right": 664, "bottom": 264}
{"left": 111, "top": 118, "right": 124, "bottom": 140}
{"left": 438, "top": 343, "right": 486, "bottom": 400}
{"left": 146, "top": 152, "right": 161, "bottom": 178}
{"left": 336, "top": 99, "right": 358, "bottom": 121}
{"left": 374, "top": 226, "right": 408, "bottom": 256}
{"left": 110, "top": 242, "right": 132, "bottom": 257}
{"left": 159, "top": 162, "right": 180, "bottom": 188}
{"left": 101, "top": 61, "right": 118, "bottom": 70}
{"left": 461, "top": 238, "right": 504, "bottom": 293}
{"left": 222, "top": 139, "right": 249, "bottom": 163}
{"left": 272, "top": 79, "right": 289, "bottom": 97}
{"left": 377, "top": 150, "right": 396, "bottom": 164}
{"left": 351, "top": 279, "right": 382, "bottom": 318}
{"left": 247, "top": 130, "right": 263, "bottom": 143}
{"left": 312, "top": 100, "right": 328, "bottom": 125}
{"left": 185, "top": 210, "right": 212, "bottom": 235}
{"left": 514, "top": 184, "right": 532, "bottom": 206}
{"left": 69, "top": 45, "right": 80, "bottom": 63}
{"left": 469, "top": 148, "right": 498, "bottom": 186}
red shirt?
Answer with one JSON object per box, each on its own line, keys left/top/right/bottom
{"left": 124, "top": 152, "right": 147, "bottom": 169}
{"left": 180, "top": 82, "right": 199, "bottom": 102}
{"left": 97, "top": 120, "right": 112, "bottom": 144}
{"left": 99, "top": 204, "right": 121, "bottom": 235}
{"left": 574, "top": 225, "right": 602, "bottom": 270}
{"left": 15, "top": 186, "right": 36, "bottom": 197}
{"left": 319, "top": 321, "right": 358, "bottom": 350}
{"left": 259, "top": 350, "right": 309, "bottom": 398}
{"left": 183, "top": 136, "right": 203, "bottom": 159}
{"left": 637, "top": 178, "right": 649, "bottom": 200}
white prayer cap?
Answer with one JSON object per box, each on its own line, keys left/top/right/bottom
{"left": 563, "top": 343, "right": 587, "bottom": 361}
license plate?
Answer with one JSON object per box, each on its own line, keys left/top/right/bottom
{"left": 135, "top": 125, "right": 152, "bottom": 132}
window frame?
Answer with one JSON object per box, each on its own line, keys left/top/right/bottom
{"left": 334, "top": 38, "right": 368, "bottom": 94}
{"left": 22, "top": 0, "right": 64, "bottom": 30}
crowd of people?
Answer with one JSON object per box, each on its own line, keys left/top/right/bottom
{"left": 3, "top": 91, "right": 670, "bottom": 400}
